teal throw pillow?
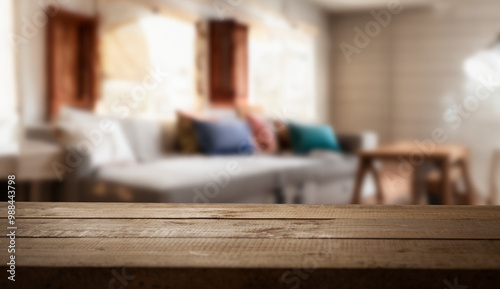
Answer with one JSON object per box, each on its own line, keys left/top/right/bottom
{"left": 287, "top": 122, "right": 341, "bottom": 154}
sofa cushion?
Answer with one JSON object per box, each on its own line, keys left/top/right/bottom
{"left": 160, "top": 120, "right": 179, "bottom": 154}
{"left": 288, "top": 122, "right": 341, "bottom": 154}
{"left": 93, "top": 154, "right": 357, "bottom": 203}
{"left": 95, "top": 155, "right": 317, "bottom": 202}
{"left": 176, "top": 111, "right": 221, "bottom": 154}
{"left": 193, "top": 119, "right": 256, "bottom": 155}
{"left": 246, "top": 114, "right": 278, "bottom": 154}
{"left": 274, "top": 119, "right": 292, "bottom": 151}
{"left": 176, "top": 111, "right": 201, "bottom": 154}
{"left": 55, "top": 106, "right": 136, "bottom": 168}
{"left": 307, "top": 151, "right": 358, "bottom": 181}
{"left": 120, "top": 118, "right": 164, "bottom": 162}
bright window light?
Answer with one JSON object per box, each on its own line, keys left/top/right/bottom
{"left": 99, "top": 14, "right": 196, "bottom": 120}
{"left": 249, "top": 29, "right": 316, "bottom": 121}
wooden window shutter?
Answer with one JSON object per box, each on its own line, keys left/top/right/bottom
{"left": 47, "top": 7, "right": 99, "bottom": 120}
{"left": 208, "top": 20, "right": 248, "bottom": 107}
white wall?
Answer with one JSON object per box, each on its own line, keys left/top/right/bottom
{"left": 15, "top": 0, "right": 95, "bottom": 126}
{"left": 15, "top": 0, "right": 331, "bottom": 126}
{"left": 0, "top": 0, "right": 19, "bottom": 155}
{"left": 330, "top": 0, "right": 500, "bottom": 198}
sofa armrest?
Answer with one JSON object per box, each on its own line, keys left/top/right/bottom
{"left": 25, "top": 125, "right": 95, "bottom": 179}
{"left": 337, "top": 131, "right": 378, "bottom": 154}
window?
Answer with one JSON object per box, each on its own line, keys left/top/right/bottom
{"left": 249, "top": 29, "right": 316, "bottom": 121}
{"left": 99, "top": 14, "right": 196, "bottom": 120}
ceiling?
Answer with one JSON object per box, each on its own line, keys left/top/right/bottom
{"left": 307, "top": 0, "right": 437, "bottom": 13}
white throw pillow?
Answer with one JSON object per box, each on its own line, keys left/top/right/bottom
{"left": 120, "top": 117, "right": 164, "bottom": 162}
{"left": 55, "top": 106, "right": 137, "bottom": 168}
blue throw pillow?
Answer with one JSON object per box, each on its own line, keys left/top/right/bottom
{"left": 193, "top": 120, "right": 256, "bottom": 155}
{"left": 287, "top": 122, "right": 341, "bottom": 154}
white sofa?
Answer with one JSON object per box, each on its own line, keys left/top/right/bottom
{"left": 85, "top": 153, "right": 358, "bottom": 203}
{"left": 79, "top": 135, "right": 374, "bottom": 204}
{"left": 42, "top": 110, "right": 377, "bottom": 204}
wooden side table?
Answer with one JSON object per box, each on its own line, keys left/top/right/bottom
{"left": 351, "top": 142, "right": 476, "bottom": 205}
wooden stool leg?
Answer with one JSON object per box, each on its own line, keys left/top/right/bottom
{"left": 369, "top": 164, "right": 384, "bottom": 204}
{"left": 441, "top": 157, "right": 453, "bottom": 205}
{"left": 459, "top": 159, "right": 476, "bottom": 205}
{"left": 410, "top": 165, "right": 420, "bottom": 205}
{"left": 351, "top": 157, "right": 369, "bottom": 204}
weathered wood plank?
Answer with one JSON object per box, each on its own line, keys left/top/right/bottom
{"left": 10, "top": 218, "right": 500, "bottom": 240}
{"left": 2, "top": 202, "right": 499, "bottom": 220}
{"left": 3, "top": 201, "right": 499, "bottom": 288}
{"left": 2, "top": 237, "right": 499, "bottom": 269}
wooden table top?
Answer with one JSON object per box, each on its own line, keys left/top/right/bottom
{"left": 359, "top": 141, "right": 468, "bottom": 161}
{"left": 1, "top": 202, "right": 500, "bottom": 270}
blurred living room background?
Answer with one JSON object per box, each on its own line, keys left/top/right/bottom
{"left": 1, "top": 0, "right": 500, "bottom": 205}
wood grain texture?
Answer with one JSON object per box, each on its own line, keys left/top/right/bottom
{"left": 13, "top": 218, "right": 500, "bottom": 239}
{"left": 1, "top": 202, "right": 498, "bottom": 289}
{"left": 2, "top": 202, "right": 499, "bottom": 219}
{"left": 2, "top": 237, "right": 499, "bottom": 269}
